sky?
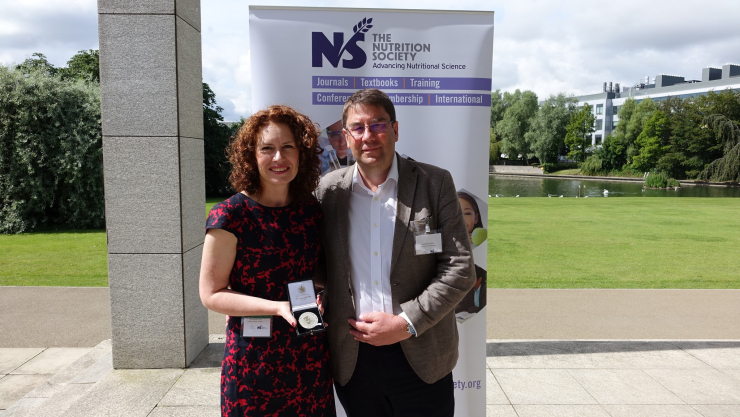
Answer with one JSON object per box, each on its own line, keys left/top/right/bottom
{"left": 1, "top": 0, "right": 738, "bottom": 121}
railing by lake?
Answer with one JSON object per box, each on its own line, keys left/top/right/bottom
{"left": 489, "top": 174, "right": 740, "bottom": 198}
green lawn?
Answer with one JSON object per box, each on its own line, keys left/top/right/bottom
{"left": 488, "top": 198, "right": 740, "bottom": 288}
{"left": 549, "top": 168, "right": 581, "bottom": 175}
{"left": 0, "top": 228, "right": 108, "bottom": 287}
{"left": 2, "top": 197, "right": 739, "bottom": 288}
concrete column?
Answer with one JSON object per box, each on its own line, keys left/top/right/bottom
{"left": 98, "top": 0, "right": 208, "bottom": 368}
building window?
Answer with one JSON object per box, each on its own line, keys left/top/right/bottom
{"left": 594, "top": 119, "right": 603, "bottom": 130}
{"left": 595, "top": 135, "right": 602, "bottom": 145}
{"left": 612, "top": 120, "right": 618, "bottom": 129}
{"left": 612, "top": 106, "right": 619, "bottom": 115}
{"left": 596, "top": 104, "right": 604, "bottom": 115}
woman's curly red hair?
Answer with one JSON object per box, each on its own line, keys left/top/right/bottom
{"left": 228, "top": 105, "right": 322, "bottom": 203}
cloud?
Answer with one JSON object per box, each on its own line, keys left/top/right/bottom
{"left": 0, "top": 0, "right": 98, "bottom": 67}
{"left": 1, "top": 0, "right": 737, "bottom": 117}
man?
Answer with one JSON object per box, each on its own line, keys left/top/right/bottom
{"left": 326, "top": 120, "right": 351, "bottom": 166}
{"left": 315, "top": 89, "right": 475, "bottom": 417}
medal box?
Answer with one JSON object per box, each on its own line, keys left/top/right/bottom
{"left": 286, "top": 279, "right": 326, "bottom": 336}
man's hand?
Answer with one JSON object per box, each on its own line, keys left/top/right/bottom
{"left": 349, "top": 312, "right": 411, "bottom": 346}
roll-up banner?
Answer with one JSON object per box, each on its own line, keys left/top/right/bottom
{"left": 250, "top": 7, "right": 493, "bottom": 416}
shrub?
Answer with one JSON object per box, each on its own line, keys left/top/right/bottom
{"left": 667, "top": 178, "right": 680, "bottom": 187}
{"left": 541, "top": 162, "right": 579, "bottom": 173}
{"left": 644, "top": 171, "right": 671, "bottom": 188}
{"left": 580, "top": 155, "right": 603, "bottom": 176}
{"left": 0, "top": 66, "right": 103, "bottom": 233}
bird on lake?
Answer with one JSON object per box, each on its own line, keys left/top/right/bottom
{"left": 603, "top": 189, "right": 609, "bottom": 196}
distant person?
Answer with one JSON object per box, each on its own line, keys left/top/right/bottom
{"left": 455, "top": 191, "right": 487, "bottom": 316}
{"left": 200, "top": 105, "right": 336, "bottom": 416}
{"left": 326, "top": 120, "right": 352, "bottom": 166}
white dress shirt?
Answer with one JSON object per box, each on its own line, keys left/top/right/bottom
{"left": 347, "top": 156, "right": 416, "bottom": 332}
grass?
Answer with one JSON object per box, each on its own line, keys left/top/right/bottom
{"left": 0, "top": 228, "right": 108, "bottom": 287}
{"left": 549, "top": 168, "right": 581, "bottom": 175}
{"left": 488, "top": 198, "right": 740, "bottom": 288}
{"left": 0, "top": 196, "right": 229, "bottom": 287}
{"left": 2, "top": 196, "right": 739, "bottom": 289}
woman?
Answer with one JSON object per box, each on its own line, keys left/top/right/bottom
{"left": 199, "top": 105, "right": 335, "bottom": 416}
{"left": 455, "top": 191, "right": 487, "bottom": 316}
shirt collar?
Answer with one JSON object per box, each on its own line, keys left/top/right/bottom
{"left": 352, "top": 153, "right": 399, "bottom": 193}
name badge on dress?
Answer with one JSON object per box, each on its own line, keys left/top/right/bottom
{"left": 412, "top": 217, "right": 443, "bottom": 255}
{"left": 241, "top": 316, "right": 272, "bottom": 338}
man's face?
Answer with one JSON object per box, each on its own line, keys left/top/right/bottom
{"left": 343, "top": 104, "right": 398, "bottom": 172}
{"left": 326, "top": 120, "right": 347, "bottom": 158}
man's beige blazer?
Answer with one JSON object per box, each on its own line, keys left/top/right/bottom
{"left": 315, "top": 154, "right": 476, "bottom": 385}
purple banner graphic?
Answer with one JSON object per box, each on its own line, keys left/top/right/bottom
{"left": 430, "top": 94, "right": 491, "bottom": 106}
{"left": 313, "top": 92, "right": 490, "bottom": 106}
{"left": 312, "top": 76, "right": 492, "bottom": 91}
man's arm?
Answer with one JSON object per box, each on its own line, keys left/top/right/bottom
{"left": 399, "top": 170, "right": 476, "bottom": 336}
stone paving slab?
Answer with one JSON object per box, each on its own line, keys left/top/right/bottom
{"left": 147, "top": 405, "right": 220, "bottom": 416}
{"left": 513, "top": 404, "right": 611, "bottom": 416}
{"left": 60, "top": 368, "right": 184, "bottom": 417}
{"left": 601, "top": 404, "right": 703, "bottom": 417}
{"left": 158, "top": 368, "right": 220, "bottom": 406}
{"left": 0, "top": 348, "right": 43, "bottom": 374}
{"left": 10, "top": 347, "right": 90, "bottom": 375}
{"left": 485, "top": 339, "right": 740, "bottom": 417}
{"left": 0, "top": 374, "right": 51, "bottom": 409}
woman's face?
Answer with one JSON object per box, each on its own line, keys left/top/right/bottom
{"left": 459, "top": 197, "right": 478, "bottom": 235}
{"left": 256, "top": 122, "right": 300, "bottom": 191}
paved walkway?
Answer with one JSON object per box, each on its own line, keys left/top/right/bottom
{"left": 1, "top": 287, "right": 739, "bottom": 415}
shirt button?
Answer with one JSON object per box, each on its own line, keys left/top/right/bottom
{"left": 373, "top": 223, "right": 378, "bottom": 228}
{"left": 374, "top": 280, "right": 379, "bottom": 285}
{"left": 374, "top": 251, "right": 378, "bottom": 256}
{"left": 373, "top": 197, "right": 378, "bottom": 201}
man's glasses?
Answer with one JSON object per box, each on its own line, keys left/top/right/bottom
{"left": 327, "top": 130, "right": 345, "bottom": 141}
{"left": 345, "top": 121, "right": 395, "bottom": 139}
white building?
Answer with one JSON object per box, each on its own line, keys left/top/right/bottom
{"left": 573, "top": 64, "right": 740, "bottom": 146}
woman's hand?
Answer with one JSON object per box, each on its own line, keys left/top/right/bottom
{"left": 317, "top": 293, "right": 325, "bottom": 315}
{"left": 275, "top": 301, "right": 297, "bottom": 327}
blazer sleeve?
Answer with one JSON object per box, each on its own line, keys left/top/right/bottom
{"left": 399, "top": 170, "right": 477, "bottom": 336}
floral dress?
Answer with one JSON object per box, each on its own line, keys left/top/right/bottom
{"left": 206, "top": 193, "right": 335, "bottom": 417}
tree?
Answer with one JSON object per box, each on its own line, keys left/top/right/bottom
{"left": 61, "top": 49, "right": 100, "bottom": 82}
{"left": 564, "top": 103, "right": 595, "bottom": 162}
{"left": 624, "top": 99, "right": 657, "bottom": 164}
{"left": 631, "top": 110, "right": 670, "bottom": 172}
{"left": 524, "top": 93, "right": 577, "bottom": 164}
{"left": 203, "top": 82, "right": 236, "bottom": 196}
{"left": 488, "top": 90, "right": 507, "bottom": 164}
{"left": 496, "top": 89, "right": 538, "bottom": 162}
{"left": 0, "top": 65, "right": 103, "bottom": 233}
{"left": 699, "top": 115, "right": 740, "bottom": 182}
{"left": 15, "top": 53, "right": 56, "bottom": 76}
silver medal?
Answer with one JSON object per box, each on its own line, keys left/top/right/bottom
{"left": 298, "top": 311, "right": 319, "bottom": 329}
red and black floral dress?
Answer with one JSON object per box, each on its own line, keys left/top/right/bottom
{"left": 206, "top": 193, "right": 335, "bottom": 417}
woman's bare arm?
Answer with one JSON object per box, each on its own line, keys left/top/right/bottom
{"left": 199, "top": 229, "right": 296, "bottom": 326}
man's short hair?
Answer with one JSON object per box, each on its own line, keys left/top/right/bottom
{"left": 341, "top": 89, "right": 396, "bottom": 128}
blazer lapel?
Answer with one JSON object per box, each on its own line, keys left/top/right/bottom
{"left": 390, "top": 156, "right": 417, "bottom": 276}
{"left": 336, "top": 168, "right": 354, "bottom": 261}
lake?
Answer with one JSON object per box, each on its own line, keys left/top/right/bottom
{"left": 489, "top": 175, "right": 740, "bottom": 198}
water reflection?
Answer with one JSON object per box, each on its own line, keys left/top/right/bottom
{"left": 489, "top": 175, "right": 740, "bottom": 198}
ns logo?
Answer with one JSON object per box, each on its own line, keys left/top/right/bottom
{"left": 312, "top": 18, "right": 373, "bottom": 69}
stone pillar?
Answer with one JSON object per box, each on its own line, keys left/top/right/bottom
{"left": 98, "top": 0, "right": 208, "bottom": 368}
